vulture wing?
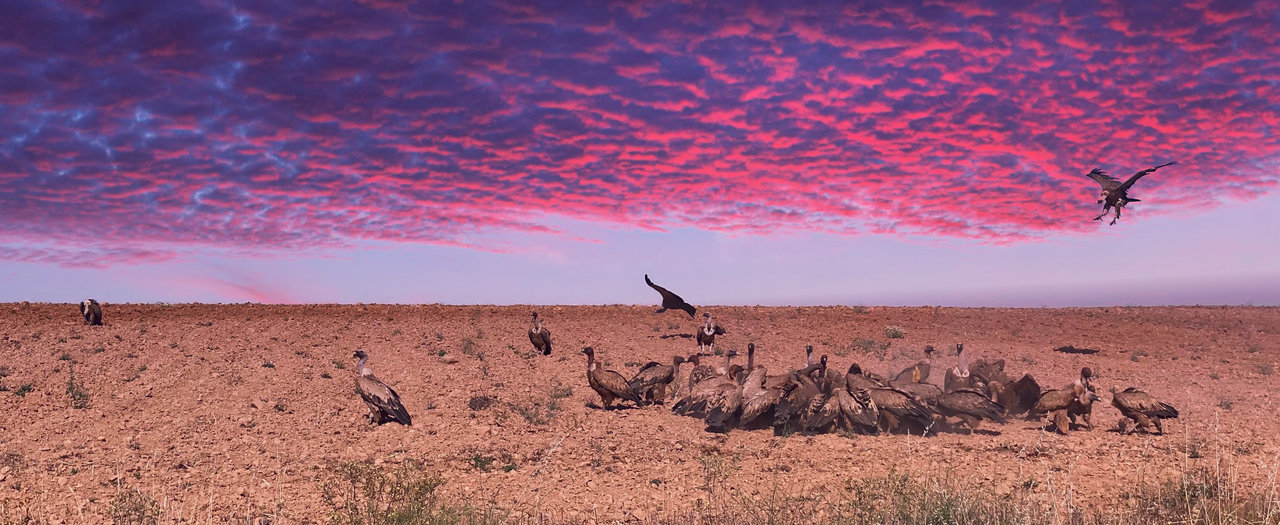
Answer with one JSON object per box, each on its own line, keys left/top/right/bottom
{"left": 1115, "top": 388, "right": 1179, "bottom": 419}
{"left": 1117, "top": 161, "right": 1176, "bottom": 193}
{"left": 356, "top": 375, "right": 412, "bottom": 425}
{"left": 939, "top": 388, "right": 1006, "bottom": 424}
{"left": 1031, "top": 388, "right": 1075, "bottom": 415}
{"left": 1087, "top": 169, "right": 1121, "bottom": 191}
{"left": 596, "top": 369, "right": 643, "bottom": 405}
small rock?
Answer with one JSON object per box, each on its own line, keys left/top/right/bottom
{"left": 441, "top": 354, "right": 459, "bottom": 364}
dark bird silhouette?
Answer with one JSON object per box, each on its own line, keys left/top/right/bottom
{"left": 352, "top": 350, "right": 412, "bottom": 426}
{"left": 645, "top": 274, "right": 697, "bottom": 318}
{"left": 79, "top": 299, "right": 102, "bottom": 326}
{"left": 1087, "top": 161, "right": 1177, "bottom": 225}
{"left": 582, "top": 347, "right": 643, "bottom": 409}
{"left": 628, "top": 355, "right": 685, "bottom": 405}
{"left": 695, "top": 312, "right": 727, "bottom": 353}
{"left": 1112, "top": 387, "right": 1179, "bottom": 435}
{"left": 528, "top": 312, "right": 552, "bottom": 356}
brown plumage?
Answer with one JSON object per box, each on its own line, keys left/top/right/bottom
{"left": 685, "top": 354, "right": 717, "bottom": 391}
{"left": 352, "top": 350, "right": 412, "bottom": 426}
{"left": 937, "top": 388, "right": 1006, "bottom": 433}
{"left": 992, "top": 373, "right": 1041, "bottom": 416}
{"left": 835, "top": 386, "right": 881, "bottom": 435}
{"left": 582, "top": 347, "right": 642, "bottom": 409}
{"left": 673, "top": 365, "right": 742, "bottom": 419}
{"left": 628, "top": 355, "right": 685, "bottom": 405}
{"left": 80, "top": 299, "right": 103, "bottom": 326}
{"left": 847, "top": 363, "right": 934, "bottom": 434}
{"left": 1031, "top": 384, "right": 1086, "bottom": 434}
{"left": 645, "top": 274, "right": 697, "bottom": 318}
{"left": 1112, "top": 387, "right": 1178, "bottom": 435}
{"left": 705, "top": 366, "right": 750, "bottom": 432}
{"left": 890, "top": 379, "right": 942, "bottom": 407}
{"left": 738, "top": 365, "right": 784, "bottom": 429}
{"left": 695, "top": 313, "right": 727, "bottom": 353}
{"left": 943, "top": 343, "right": 974, "bottom": 393}
{"left": 772, "top": 362, "right": 823, "bottom": 433}
{"left": 893, "top": 345, "right": 935, "bottom": 383}
{"left": 528, "top": 312, "right": 552, "bottom": 355}
{"left": 1087, "top": 161, "right": 1176, "bottom": 225}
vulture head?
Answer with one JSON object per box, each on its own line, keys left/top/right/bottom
{"left": 580, "top": 346, "right": 595, "bottom": 357}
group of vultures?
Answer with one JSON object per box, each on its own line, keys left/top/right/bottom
{"left": 74, "top": 263, "right": 1181, "bottom": 438}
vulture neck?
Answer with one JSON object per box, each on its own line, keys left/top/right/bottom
{"left": 721, "top": 351, "right": 732, "bottom": 375}
{"left": 356, "top": 355, "right": 372, "bottom": 377}
{"left": 586, "top": 352, "right": 596, "bottom": 372}
{"left": 746, "top": 349, "right": 755, "bottom": 371}
{"left": 957, "top": 349, "right": 967, "bottom": 374}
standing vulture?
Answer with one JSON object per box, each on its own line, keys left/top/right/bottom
{"left": 80, "top": 299, "right": 103, "bottom": 326}
{"left": 528, "top": 312, "right": 552, "bottom": 355}
{"left": 943, "top": 343, "right": 973, "bottom": 393}
{"left": 1112, "top": 387, "right": 1178, "bottom": 435}
{"left": 1087, "top": 161, "right": 1177, "bottom": 225}
{"left": 628, "top": 355, "right": 685, "bottom": 405}
{"left": 352, "top": 350, "right": 412, "bottom": 426}
{"left": 1030, "top": 383, "right": 1088, "bottom": 434}
{"left": 695, "top": 313, "right": 727, "bottom": 353}
{"left": 582, "top": 347, "right": 643, "bottom": 409}
{"left": 644, "top": 274, "right": 697, "bottom": 318}
{"left": 893, "top": 345, "right": 935, "bottom": 384}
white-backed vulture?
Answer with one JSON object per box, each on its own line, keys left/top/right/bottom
{"left": 80, "top": 299, "right": 103, "bottom": 326}
{"left": 628, "top": 355, "right": 685, "bottom": 405}
{"left": 528, "top": 312, "right": 552, "bottom": 355}
{"left": 352, "top": 349, "right": 412, "bottom": 426}
{"left": 1030, "top": 383, "right": 1087, "bottom": 434}
{"left": 582, "top": 347, "right": 643, "bottom": 409}
{"left": 1112, "top": 387, "right": 1178, "bottom": 435}
{"left": 695, "top": 312, "right": 727, "bottom": 353}
{"left": 1088, "top": 161, "right": 1177, "bottom": 225}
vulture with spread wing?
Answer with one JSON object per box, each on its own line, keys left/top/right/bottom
{"left": 628, "top": 355, "right": 685, "bottom": 405}
{"left": 645, "top": 274, "right": 697, "bottom": 318}
{"left": 1087, "top": 161, "right": 1176, "bottom": 225}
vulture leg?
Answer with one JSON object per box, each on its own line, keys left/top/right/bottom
{"left": 656, "top": 307, "right": 668, "bottom": 314}
{"left": 1154, "top": 417, "right": 1164, "bottom": 435}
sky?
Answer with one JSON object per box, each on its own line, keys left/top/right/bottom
{"left": 1, "top": 0, "right": 1278, "bottom": 306}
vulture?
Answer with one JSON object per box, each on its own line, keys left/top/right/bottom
{"left": 1030, "top": 383, "right": 1088, "bottom": 434}
{"left": 1087, "top": 161, "right": 1177, "bottom": 225}
{"left": 672, "top": 365, "right": 742, "bottom": 419}
{"left": 704, "top": 366, "right": 752, "bottom": 432}
{"left": 352, "top": 350, "right": 412, "bottom": 426}
{"left": 738, "top": 365, "right": 786, "bottom": 429}
{"left": 991, "top": 373, "right": 1042, "bottom": 416}
{"left": 893, "top": 345, "right": 935, "bottom": 384}
{"left": 685, "top": 354, "right": 717, "bottom": 392}
{"left": 644, "top": 274, "right": 697, "bottom": 318}
{"left": 889, "top": 379, "right": 942, "bottom": 407}
{"left": 847, "top": 363, "right": 935, "bottom": 434}
{"left": 628, "top": 355, "right": 685, "bottom": 405}
{"left": 80, "top": 299, "right": 103, "bottom": 326}
{"left": 581, "top": 347, "right": 643, "bottom": 409}
{"left": 771, "top": 362, "right": 824, "bottom": 434}
{"left": 943, "top": 343, "right": 975, "bottom": 393}
{"left": 969, "top": 358, "right": 1009, "bottom": 390}
{"left": 937, "top": 388, "right": 1007, "bottom": 433}
{"left": 695, "top": 313, "right": 727, "bottom": 353}
{"left": 528, "top": 312, "right": 552, "bottom": 355}
{"left": 1112, "top": 387, "right": 1178, "bottom": 435}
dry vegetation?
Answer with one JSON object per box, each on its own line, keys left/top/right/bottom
{"left": 0, "top": 303, "right": 1278, "bottom": 523}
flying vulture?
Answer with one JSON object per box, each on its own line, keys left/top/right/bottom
{"left": 644, "top": 274, "right": 697, "bottom": 318}
{"left": 1087, "top": 161, "right": 1177, "bottom": 225}
{"left": 352, "top": 349, "right": 412, "bottom": 426}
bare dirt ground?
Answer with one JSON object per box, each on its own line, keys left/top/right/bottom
{"left": 1, "top": 303, "right": 1278, "bottom": 523}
